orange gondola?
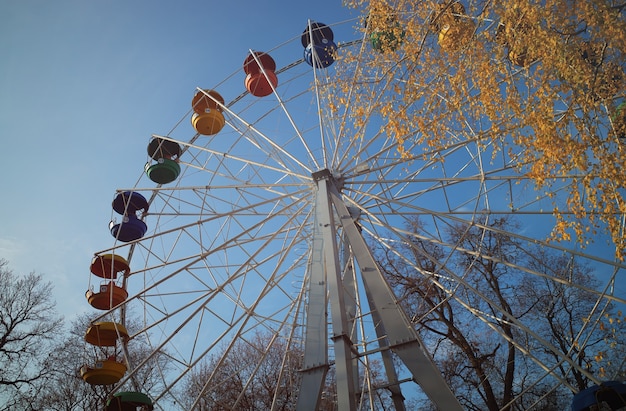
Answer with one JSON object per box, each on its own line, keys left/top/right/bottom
{"left": 243, "top": 51, "right": 278, "bottom": 97}
{"left": 84, "top": 322, "right": 129, "bottom": 347}
{"left": 86, "top": 282, "right": 129, "bottom": 310}
{"left": 245, "top": 71, "right": 278, "bottom": 98}
{"left": 90, "top": 254, "right": 130, "bottom": 280}
{"left": 495, "top": 18, "right": 533, "bottom": 67}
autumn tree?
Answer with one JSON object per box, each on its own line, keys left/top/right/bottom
{"left": 0, "top": 259, "right": 63, "bottom": 411}
{"left": 180, "top": 332, "right": 303, "bottom": 410}
{"left": 595, "top": 309, "right": 626, "bottom": 381}
{"left": 521, "top": 248, "right": 626, "bottom": 389}
{"left": 179, "top": 331, "right": 387, "bottom": 410}
{"left": 342, "top": 0, "right": 626, "bottom": 259}
{"left": 376, "top": 218, "right": 624, "bottom": 410}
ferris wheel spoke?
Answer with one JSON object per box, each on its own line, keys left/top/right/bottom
{"left": 209, "top": 92, "right": 316, "bottom": 176}
{"left": 153, "top": 135, "right": 310, "bottom": 182}
{"left": 364, "top": 206, "right": 626, "bottom": 304}
{"left": 150, "top": 187, "right": 307, "bottom": 241}
{"left": 368, "top": 224, "right": 605, "bottom": 392}
{"left": 354, "top": 193, "right": 626, "bottom": 285}
{"left": 177, "top": 241, "right": 308, "bottom": 406}
{"left": 122, "top": 204, "right": 310, "bottom": 402}
{"left": 318, "top": 36, "right": 380, "bottom": 170}
{"left": 98, "top": 186, "right": 310, "bottom": 284}
{"left": 144, "top": 195, "right": 310, "bottom": 324}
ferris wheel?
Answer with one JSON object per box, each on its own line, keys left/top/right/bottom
{"left": 80, "top": 6, "right": 626, "bottom": 411}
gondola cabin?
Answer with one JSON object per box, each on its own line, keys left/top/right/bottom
{"left": 145, "top": 158, "right": 180, "bottom": 185}
{"left": 191, "top": 89, "right": 226, "bottom": 135}
{"left": 90, "top": 254, "right": 130, "bottom": 280}
{"left": 86, "top": 281, "right": 128, "bottom": 310}
{"left": 243, "top": 52, "right": 278, "bottom": 97}
{"left": 495, "top": 21, "right": 533, "bottom": 67}
{"left": 243, "top": 52, "right": 276, "bottom": 75}
{"left": 84, "top": 322, "right": 129, "bottom": 347}
{"left": 302, "top": 22, "right": 337, "bottom": 68}
{"left": 110, "top": 216, "right": 147, "bottom": 242}
{"left": 106, "top": 392, "right": 154, "bottom": 411}
{"left": 301, "top": 21, "right": 334, "bottom": 48}
{"left": 438, "top": 21, "right": 474, "bottom": 51}
{"left": 112, "top": 191, "right": 149, "bottom": 216}
{"left": 304, "top": 41, "right": 337, "bottom": 68}
{"left": 110, "top": 192, "right": 149, "bottom": 242}
{"left": 191, "top": 89, "right": 224, "bottom": 114}
{"left": 145, "top": 138, "right": 182, "bottom": 184}
{"left": 82, "top": 322, "right": 128, "bottom": 385}
{"left": 365, "top": 6, "right": 405, "bottom": 52}
{"left": 244, "top": 71, "right": 278, "bottom": 97}
{"left": 572, "top": 381, "right": 626, "bottom": 411}
{"left": 432, "top": 2, "right": 474, "bottom": 52}
{"left": 191, "top": 110, "right": 226, "bottom": 135}
{"left": 80, "top": 359, "right": 127, "bottom": 385}
{"left": 370, "top": 24, "right": 405, "bottom": 52}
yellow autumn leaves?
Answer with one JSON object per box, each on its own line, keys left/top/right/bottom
{"left": 340, "top": 0, "right": 626, "bottom": 259}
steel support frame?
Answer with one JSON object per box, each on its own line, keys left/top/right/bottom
{"left": 297, "top": 170, "right": 462, "bottom": 410}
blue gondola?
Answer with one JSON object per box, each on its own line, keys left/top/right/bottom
{"left": 112, "top": 191, "right": 149, "bottom": 215}
{"left": 110, "top": 192, "right": 148, "bottom": 242}
{"left": 109, "top": 216, "right": 147, "bottom": 242}
{"left": 572, "top": 381, "right": 626, "bottom": 411}
{"left": 302, "top": 22, "right": 337, "bottom": 68}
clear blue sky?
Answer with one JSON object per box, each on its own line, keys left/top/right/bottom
{"left": 0, "top": 0, "right": 359, "bottom": 320}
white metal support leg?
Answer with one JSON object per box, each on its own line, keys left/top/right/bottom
{"left": 327, "top": 175, "right": 463, "bottom": 411}
{"left": 298, "top": 169, "right": 356, "bottom": 410}
{"left": 298, "top": 169, "right": 462, "bottom": 410}
{"left": 296, "top": 179, "right": 330, "bottom": 409}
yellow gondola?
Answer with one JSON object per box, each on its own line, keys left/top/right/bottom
{"left": 431, "top": 2, "right": 474, "bottom": 52}
{"left": 191, "top": 110, "right": 225, "bottom": 135}
{"left": 438, "top": 21, "right": 474, "bottom": 52}
{"left": 80, "top": 359, "right": 127, "bottom": 385}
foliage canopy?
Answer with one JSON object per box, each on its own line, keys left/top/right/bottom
{"left": 344, "top": 0, "right": 626, "bottom": 259}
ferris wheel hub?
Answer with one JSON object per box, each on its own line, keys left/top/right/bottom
{"left": 312, "top": 168, "right": 345, "bottom": 191}
{"left": 311, "top": 168, "right": 332, "bottom": 181}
